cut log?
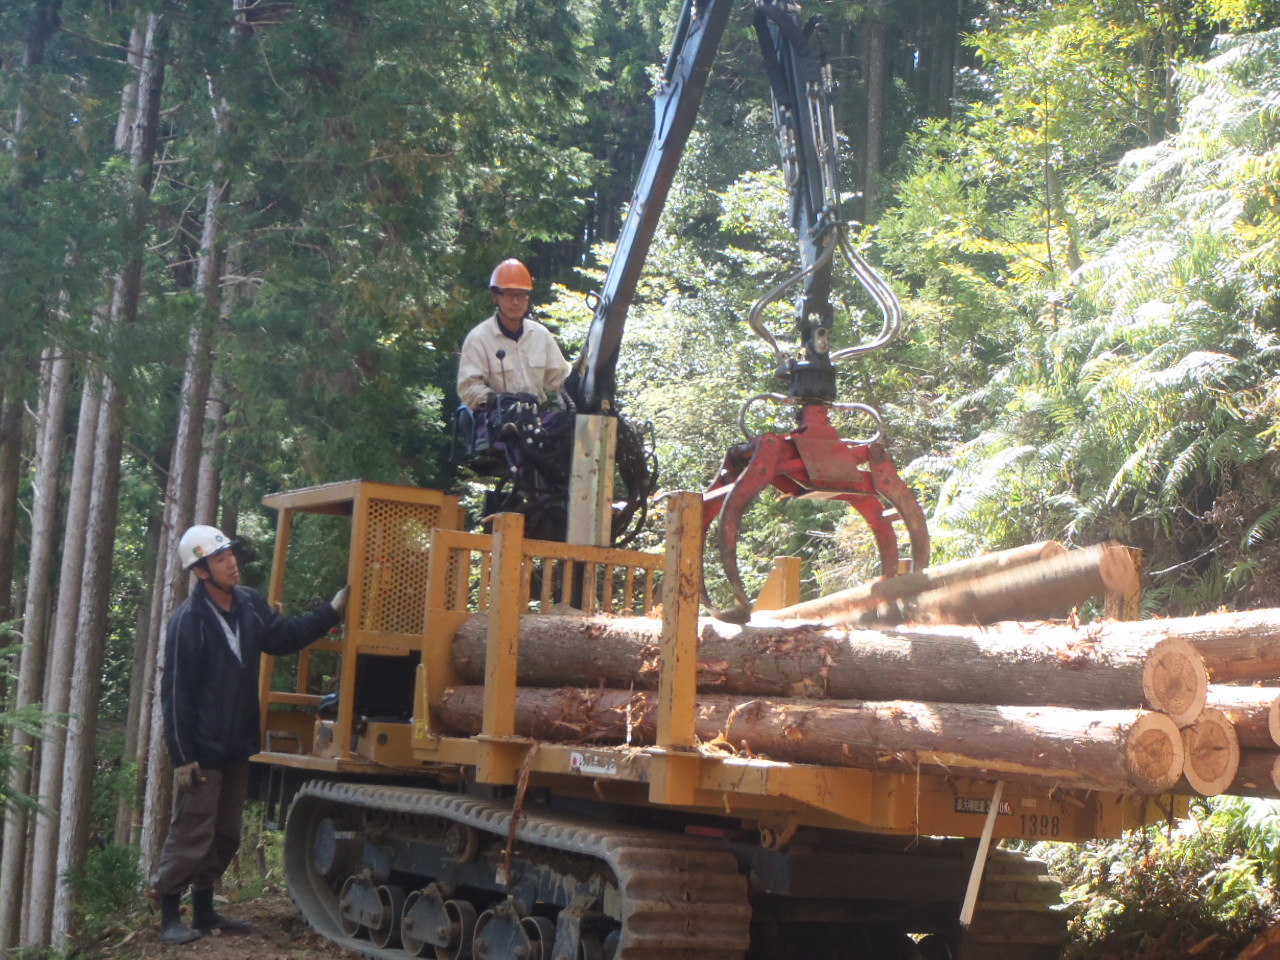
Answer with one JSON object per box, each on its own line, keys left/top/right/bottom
{"left": 1220, "top": 749, "right": 1280, "bottom": 799}
{"left": 840, "top": 542, "right": 1139, "bottom": 627}
{"left": 1005, "top": 608, "right": 1280, "bottom": 684}
{"left": 433, "top": 686, "right": 1185, "bottom": 794}
{"left": 1178, "top": 709, "right": 1240, "bottom": 796}
{"left": 1174, "top": 610, "right": 1280, "bottom": 683}
{"left": 769, "top": 541, "right": 1067, "bottom": 623}
{"left": 1205, "top": 686, "right": 1280, "bottom": 749}
{"left": 452, "top": 613, "right": 1208, "bottom": 724}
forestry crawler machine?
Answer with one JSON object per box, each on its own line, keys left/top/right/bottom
{"left": 253, "top": 2, "right": 1171, "bottom": 958}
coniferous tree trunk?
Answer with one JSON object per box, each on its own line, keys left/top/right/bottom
{"left": 861, "top": 2, "right": 887, "bottom": 223}
{"left": 29, "top": 13, "right": 167, "bottom": 946}
{"left": 137, "top": 528, "right": 173, "bottom": 869}
{"left": 129, "top": 529, "right": 168, "bottom": 851}
{"left": 0, "top": 348, "right": 69, "bottom": 950}
{"left": 25, "top": 351, "right": 101, "bottom": 946}
{"left": 10, "top": 5, "right": 141, "bottom": 934}
{"left": 0, "top": 0, "right": 62, "bottom": 646}
{"left": 52, "top": 383, "right": 128, "bottom": 941}
{"left": 0, "top": 377, "right": 25, "bottom": 634}
{"left": 113, "top": 515, "right": 160, "bottom": 847}
{"left": 141, "top": 0, "right": 256, "bottom": 873}
{"left": 195, "top": 382, "right": 228, "bottom": 525}
{"left": 925, "top": 0, "right": 960, "bottom": 120}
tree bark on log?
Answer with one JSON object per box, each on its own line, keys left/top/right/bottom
{"left": 1001, "top": 608, "right": 1280, "bottom": 684}
{"left": 1178, "top": 709, "right": 1240, "bottom": 796}
{"left": 839, "top": 542, "right": 1138, "bottom": 627}
{"left": 770, "top": 541, "right": 1067, "bottom": 623}
{"left": 433, "top": 686, "right": 1184, "bottom": 794}
{"left": 1177, "top": 611, "right": 1280, "bottom": 684}
{"left": 452, "top": 613, "right": 1208, "bottom": 725}
{"left": 1219, "top": 750, "right": 1280, "bottom": 799}
{"left": 1205, "top": 686, "right": 1280, "bottom": 749}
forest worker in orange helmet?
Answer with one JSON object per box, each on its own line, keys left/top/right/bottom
{"left": 456, "top": 258, "right": 571, "bottom": 410}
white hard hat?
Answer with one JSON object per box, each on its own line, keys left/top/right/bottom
{"left": 178, "top": 525, "right": 236, "bottom": 570}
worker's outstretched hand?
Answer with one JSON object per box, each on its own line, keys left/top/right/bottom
{"left": 330, "top": 584, "right": 351, "bottom": 615}
{"left": 175, "top": 761, "right": 202, "bottom": 793}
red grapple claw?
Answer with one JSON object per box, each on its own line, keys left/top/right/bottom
{"left": 702, "top": 404, "right": 929, "bottom": 620}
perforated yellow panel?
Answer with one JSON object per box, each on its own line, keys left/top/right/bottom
{"left": 359, "top": 498, "right": 442, "bottom": 635}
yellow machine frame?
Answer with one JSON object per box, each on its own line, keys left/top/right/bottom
{"left": 256, "top": 480, "right": 1174, "bottom": 848}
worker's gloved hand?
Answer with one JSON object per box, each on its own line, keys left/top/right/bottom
{"left": 330, "top": 584, "right": 351, "bottom": 614}
{"left": 175, "top": 761, "right": 202, "bottom": 794}
{"left": 484, "top": 390, "right": 498, "bottom": 410}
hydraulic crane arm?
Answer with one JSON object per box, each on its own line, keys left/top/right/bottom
{"left": 567, "top": 0, "right": 866, "bottom": 411}
{"left": 752, "top": 2, "right": 842, "bottom": 399}
{"left": 563, "top": 0, "right": 929, "bottom": 608}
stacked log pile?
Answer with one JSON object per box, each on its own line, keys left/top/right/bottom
{"left": 436, "top": 541, "right": 1280, "bottom": 798}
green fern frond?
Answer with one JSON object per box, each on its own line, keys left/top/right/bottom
{"left": 1106, "top": 437, "right": 1163, "bottom": 503}
{"left": 1146, "top": 350, "right": 1237, "bottom": 392}
{"left": 1244, "top": 506, "right": 1280, "bottom": 548}
{"left": 1162, "top": 435, "right": 1208, "bottom": 499}
{"left": 1225, "top": 558, "right": 1261, "bottom": 590}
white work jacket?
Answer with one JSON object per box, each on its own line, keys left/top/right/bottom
{"left": 456, "top": 313, "right": 571, "bottom": 410}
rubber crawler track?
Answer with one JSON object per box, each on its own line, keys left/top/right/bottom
{"left": 284, "top": 780, "right": 752, "bottom": 960}
{"left": 959, "top": 848, "right": 1069, "bottom": 960}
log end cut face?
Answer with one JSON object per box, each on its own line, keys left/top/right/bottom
{"left": 1125, "top": 711, "right": 1185, "bottom": 794}
{"left": 1142, "top": 636, "right": 1209, "bottom": 727}
{"left": 1182, "top": 708, "right": 1242, "bottom": 796}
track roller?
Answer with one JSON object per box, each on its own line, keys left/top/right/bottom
{"left": 473, "top": 899, "right": 555, "bottom": 960}
{"left": 337, "top": 874, "right": 405, "bottom": 947}
{"left": 372, "top": 884, "right": 407, "bottom": 949}
{"left": 338, "top": 874, "right": 380, "bottom": 938}
{"left": 402, "top": 883, "right": 478, "bottom": 959}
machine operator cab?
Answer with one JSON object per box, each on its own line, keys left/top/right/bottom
{"left": 452, "top": 388, "right": 573, "bottom": 541}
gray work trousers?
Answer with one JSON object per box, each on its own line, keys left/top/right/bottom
{"left": 150, "top": 757, "right": 250, "bottom": 894}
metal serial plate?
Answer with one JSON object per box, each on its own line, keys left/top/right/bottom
{"left": 954, "top": 797, "right": 1013, "bottom": 816}
{"left": 570, "top": 751, "right": 619, "bottom": 777}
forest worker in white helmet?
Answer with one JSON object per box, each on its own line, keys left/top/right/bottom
{"left": 150, "top": 524, "right": 350, "bottom": 944}
{"left": 456, "top": 257, "right": 572, "bottom": 410}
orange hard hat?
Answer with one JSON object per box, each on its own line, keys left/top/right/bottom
{"left": 489, "top": 258, "right": 533, "bottom": 291}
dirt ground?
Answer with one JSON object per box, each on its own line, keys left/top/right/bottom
{"left": 82, "top": 887, "right": 363, "bottom": 960}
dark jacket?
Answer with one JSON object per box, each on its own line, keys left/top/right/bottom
{"left": 161, "top": 581, "right": 339, "bottom": 769}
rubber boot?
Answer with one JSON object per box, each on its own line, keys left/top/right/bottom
{"left": 158, "top": 892, "right": 201, "bottom": 945}
{"left": 192, "top": 887, "right": 251, "bottom": 934}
